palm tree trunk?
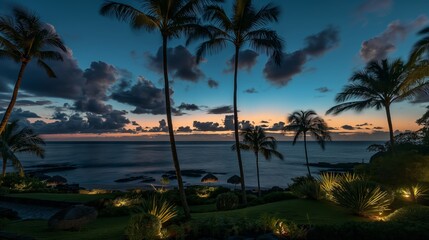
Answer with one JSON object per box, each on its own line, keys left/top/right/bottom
{"left": 2, "top": 157, "right": 6, "bottom": 177}
{"left": 0, "top": 62, "right": 28, "bottom": 135}
{"left": 255, "top": 152, "right": 261, "bottom": 197}
{"left": 303, "top": 132, "right": 311, "bottom": 178}
{"left": 162, "top": 35, "right": 190, "bottom": 218}
{"left": 233, "top": 46, "right": 247, "bottom": 205}
{"left": 385, "top": 105, "right": 395, "bottom": 149}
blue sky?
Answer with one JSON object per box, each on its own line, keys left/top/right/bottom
{"left": 0, "top": 0, "right": 428, "bottom": 141}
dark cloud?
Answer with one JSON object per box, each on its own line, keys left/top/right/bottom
{"left": 360, "top": 16, "right": 428, "bottom": 61}
{"left": 244, "top": 88, "right": 258, "bottom": 94}
{"left": 264, "top": 26, "right": 339, "bottom": 86}
{"left": 373, "top": 126, "right": 383, "bottom": 130}
{"left": 208, "top": 78, "right": 219, "bottom": 88}
{"left": 356, "top": 123, "right": 371, "bottom": 127}
{"left": 51, "top": 111, "right": 68, "bottom": 121}
{"left": 208, "top": 105, "right": 235, "bottom": 114}
{"left": 223, "top": 115, "right": 234, "bottom": 130}
{"left": 177, "top": 126, "right": 192, "bottom": 133}
{"left": 15, "top": 100, "right": 52, "bottom": 107}
{"left": 315, "top": 87, "right": 330, "bottom": 93}
{"left": 193, "top": 121, "right": 222, "bottom": 131}
{"left": 131, "top": 121, "right": 140, "bottom": 126}
{"left": 147, "top": 119, "right": 168, "bottom": 132}
{"left": 147, "top": 45, "right": 204, "bottom": 82}
{"left": 7, "top": 108, "right": 41, "bottom": 119}
{"left": 267, "top": 121, "right": 286, "bottom": 131}
{"left": 327, "top": 127, "right": 339, "bottom": 130}
{"left": 341, "top": 125, "right": 355, "bottom": 130}
{"left": 260, "top": 120, "right": 269, "bottom": 124}
{"left": 354, "top": 0, "right": 392, "bottom": 19}
{"left": 177, "top": 103, "right": 200, "bottom": 111}
{"left": 224, "top": 50, "right": 259, "bottom": 73}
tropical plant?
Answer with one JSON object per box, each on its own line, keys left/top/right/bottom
{"left": 284, "top": 110, "right": 331, "bottom": 177}
{"left": 411, "top": 26, "right": 429, "bottom": 60}
{"left": 138, "top": 195, "right": 177, "bottom": 225}
{"left": 398, "top": 183, "right": 428, "bottom": 202}
{"left": 331, "top": 179, "right": 393, "bottom": 217}
{"left": 232, "top": 126, "right": 283, "bottom": 197}
{"left": 0, "top": 120, "right": 45, "bottom": 177}
{"left": 188, "top": 0, "right": 284, "bottom": 204}
{"left": 326, "top": 58, "right": 429, "bottom": 148}
{"left": 290, "top": 179, "right": 325, "bottom": 200}
{"left": 125, "top": 213, "right": 162, "bottom": 240}
{"left": 0, "top": 8, "right": 67, "bottom": 135}
{"left": 387, "top": 205, "right": 429, "bottom": 223}
{"left": 216, "top": 192, "right": 239, "bottom": 210}
{"left": 99, "top": 0, "right": 219, "bottom": 218}
{"left": 319, "top": 172, "right": 340, "bottom": 200}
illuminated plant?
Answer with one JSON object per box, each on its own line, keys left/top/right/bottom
{"left": 399, "top": 184, "right": 428, "bottom": 202}
{"left": 125, "top": 213, "right": 162, "bottom": 240}
{"left": 332, "top": 179, "right": 393, "bottom": 217}
{"left": 319, "top": 172, "right": 340, "bottom": 200}
{"left": 139, "top": 195, "right": 177, "bottom": 224}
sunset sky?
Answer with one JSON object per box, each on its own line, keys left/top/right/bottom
{"left": 0, "top": 0, "right": 428, "bottom": 141}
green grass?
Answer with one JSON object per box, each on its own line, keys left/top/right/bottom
{"left": 6, "top": 193, "right": 118, "bottom": 203}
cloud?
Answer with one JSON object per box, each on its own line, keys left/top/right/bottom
{"left": 193, "top": 121, "right": 222, "bottom": 131}
{"left": 373, "top": 126, "right": 384, "bottom": 130}
{"left": 177, "top": 126, "right": 192, "bottom": 133}
{"left": 177, "top": 103, "right": 200, "bottom": 111}
{"left": 266, "top": 121, "right": 286, "bottom": 131}
{"left": 207, "top": 105, "right": 235, "bottom": 114}
{"left": 356, "top": 123, "right": 371, "bottom": 127}
{"left": 315, "top": 87, "right": 330, "bottom": 93}
{"left": 208, "top": 78, "right": 219, "bottom": 88}
{"left": 51, "top": 111, "right": 68, "bottom": 121}
{"left": 147, "top": 45, "right": 204, "bottom": 82}
{"left": 7, "top": 108, "right": 41, "bottom": 119}
{"left": 360, "top": 16, "right": 428, "bottom": 62}
{"left": 244, "top": 88, "right": 258, "bottom": 94}
{"left": 260, "top": 120, "right": 270, "bottom": 124}
{"left": 354, "top": 0, "right": 392, "bottom": 20}
{"left": 224, "top": 50, "right": 259, "bottom": 73}
{"left": 264, "top": 26, "right": 340, "bottom": 86}
{"left": 147, "top": 119, "right": 168, "bottom": 132}
{"left": 341, "top": 125, "right": 355, "bottom": 130}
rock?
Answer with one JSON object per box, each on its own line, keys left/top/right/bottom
{"left": 48, "top": 205, "right": 97, "bottom": 230}
{"left": 0, "top": 207, "right": 20, "bottom": 220}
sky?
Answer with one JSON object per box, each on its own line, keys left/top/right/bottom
{"left": 0, "top": 0, "right": 428, "bottom": 141}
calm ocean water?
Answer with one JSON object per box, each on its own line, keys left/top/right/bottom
{"left": 16, "top": 141, "right": 381, "bottom": 190}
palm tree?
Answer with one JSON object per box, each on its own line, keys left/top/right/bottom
{"left": 411, "top": 26, "right": 429, "bottom": 59}
{"left": 326, "top": 58, "right": 429, "bottom": 148}
{"left": 284, "top": 110, "right": 331, "bottom": 178}
{"left": 0, "top": 8, "right": 67, "bottom": 135}
{"left": 99, "top": 0, "right": 220, "bottom": 218}
{"left": 188, "top": 0, "right": 284, "bottom": 204}
{"left": 1, "top": 120, "right": 45, "bottom": 177}
{"left": 233, "top": 126, "right": 283, "bottom": 197}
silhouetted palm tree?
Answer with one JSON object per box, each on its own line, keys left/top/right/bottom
{"left": 188, "top": 0, "right": 284, "bottom": 204}
{"left": 233, "top": 126, "right": 283, "bottom": 197}
{"left": 1, "top": 120, "right": 45, "bottom": 177}
{"left": 326, "top": 58, "right": 429, "bottom": 148}
{"left": 284, "top": 110, "right": 331, "bottom": 178}
{"left": 100, "top": 0, "right": 220, "bottom": 218}
{"left": 412, "top": 26, "right": 429, "bottom": 59}
{"left": 0, "top": 8, "right": 67, "bottom": 135}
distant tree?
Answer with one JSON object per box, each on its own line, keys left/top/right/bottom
{"left": 100, "top": 0, "right": 221, "bottom": 218}
{"left": 0, "top": 120, "right": 45, "bottom": 177}
{"left": 0, "top": 8, "right": 67, "bottom": 135}
{"left": 232, "top": 126, "right": 283, "bottom": 197}
{"left": 326, "top": 58, "right": 429, "bottom": 148}
{"left": 284, "top": 110, "right": 331, "bottom": 178}
{"left": 188, "top": 0, "right": 284, "bottom": 204}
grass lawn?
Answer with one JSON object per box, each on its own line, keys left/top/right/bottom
{"left": 5, "top": 193, "right": 119, "bottom": 203}
{"left": 2, "top": 199, "right": 367, "bottom": 239}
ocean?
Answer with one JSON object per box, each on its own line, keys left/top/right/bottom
{"left": 16, "top": 141, "right": 381, "bottom": 190}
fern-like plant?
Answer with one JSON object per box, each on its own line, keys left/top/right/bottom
{"left": 139, "top": 195, "right": 177, "bottom": 224}
{"left": 291, "top": 179, "right": 325, "bottom": 200}
{"left": 319, "top": 172, "right": 340, "bottom": 200}
{"left": 332, "top": 179, "right": 393, "bottom": 217}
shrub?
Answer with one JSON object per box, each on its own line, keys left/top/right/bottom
{"left": 191, "top": 216, "right": 262, "bottom": 239}
{"left": 397, "top": 184, "right": 428, "bottom": 202}
{"left": 332, "top": 179, "right": 393, "bottom": 217}
{"left": 138, "top": 195, "right": 177, "bottom": 224}
{"left": 0, "top": 173, "right": 47, "bottom": 192}
{"left": 98, "top": 206, "right": 132, "bottom": 217}
{"left": 216, "top": 192, "right": 239, "bottom": 211}
{"left": 125, "top": 213, "right": 162, "bottom": 240}
{"left": 319, "top": 172, "right": 340, "bottom": 200}
{"left": 262, "top": 191, "right": 296, "bottom": 203}
{"left": 387, "top": 205, "right": 429, "bottom": 222}
{"left": 291, "top": 179, "right": 325, "bottom": 200}
{"left": 289, "top": 176, "right": 315, "bottom": 189}
{"left": 259, "top": 215, "right": 308, "bottom": 239}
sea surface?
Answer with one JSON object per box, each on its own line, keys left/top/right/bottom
{"left": 15, "top": 141, "right": 381, "bottom": 190}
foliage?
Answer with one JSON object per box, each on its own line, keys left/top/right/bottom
{"left": 291, "top": 179, "right": 325, "bottom": 200}
{"left": 112, "top": 192, "right": 144, "bottom": 207}
{"left": 190, "top": 216, "right": 262, "bottom": 239}
{"left": 216, "top": 192, "right": 239, "bottom": 211}
{"left": 259, "top": 215, "right": 308, "bottom": 239}
{"left": 262, "top": 191, "right": 297, "bottom": 203}
{"left": 125, "top": 213, "right": 162, "bottom": 240}
{"left": 332, "top": 179, "right": 393, "bottom": 217}
{"left": 0, "top": 173, "right": 46, "bottom": 192}
{"left": 98, "top": 206, "right": 132, "bottom": 218}
{"left": 398, "top": 183, "right": 428, "bottom": 202}
{"left": 138, "top": 195, "right": 177, "bottom": 225}
{"left": 386, "top": 205, "right": 429, "bottom": 222}
{"left": 319, "top": 172, "right": 341, "bottom": 200}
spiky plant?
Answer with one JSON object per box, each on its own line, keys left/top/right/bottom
{"left": 319, "top": 172, "right": 340, "bottom": 200}
{"left": 291, "top": 179, "right": 325, "bottom": 200}
{"left": 139, "top": 195, "right": 177, "bottom": 224}
{"left": 399, "top": 183, "right": 428, "bottom": 202}
{"left": 332, "top": 179, "right": 393, "bottom": 217}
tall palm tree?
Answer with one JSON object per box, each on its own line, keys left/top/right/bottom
{"left": 0, "top": 8, "right": 67, "bottom": 135}
{"left": 233, "top": 126, "right": 283, "bottom": 197}
{"left": 100, "top": 0, "right": 220, "bottom": 218}
{"left": 188, "top": 0, "right": 284, "bottom": 204}
{"left": 326, "top": 58, "right": 429, "bottom": 148}
{"left": 284, "top": 110, "right": 331, "bottom": 178}
{"left": 412, "top": 26, "right": 429, "bottom": 59}
{"left": 1, "top": 120, "right": 45, "bottom": 177}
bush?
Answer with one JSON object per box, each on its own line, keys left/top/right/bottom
{"left": 0, "top": 173, "right": 47, "bottom": 192}
{"left": 98, "top": 206, "right": 132, "bottom": 217}
{"left": 262, "top": 191, "right": 296, "bottom": 203}
{"left": 216, "top": 192, "right": 239, "bottom": 211}
{"left": 138, "top": 195, "right": 177, "bottom": 224}
{"left": 191, "top": 216, "right": 262, "bottom": 239}
{"left": 291, "top": 179, "right": 325, "bottom": 200}
{"left": 387, "top": 205, "right": 429, "bottom": 222}
{"left": 125, "top": 213, "right": 162, "bottom": 240}
{"left": 332, "top": 179, "right": 393, "bottom": 217}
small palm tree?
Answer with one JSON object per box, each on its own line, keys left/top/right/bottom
{"left": 284, "top": 110, "right": 331, "bottom": 178}
{"left": 100, "top": 0, "right": 220, "bottom": 218}
{"left": 1, "top": 120, "right": 45, "bottom": 177}
{"left": 233, "top": 126, "right": 283, "bottom": 197}
{"left": 326, "top": 58, "right": 429, "bottom": 148}
{"left": 0, "top": 8, "right": 67, "bottom": 135}
{"left": 188, "top": 0, "right": 284, "bottom": 204}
